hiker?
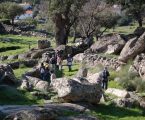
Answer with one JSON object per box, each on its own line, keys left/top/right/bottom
{"left": 50, "top": 70, "right": 56, "bottom": 82}
{"left": 39, "top": 63, "right": 45, "bottom": 80}
{"left": 46, "top": 54, "right": 50, "bottom": 64}
{"left": 44, "top": 66, "right": 51, "bottom": 83}
{"left": 102, "top": 67, "right": 110, "bottom": 90}
{"left": 49, "top": 55, "right": 56, "bottom": 71}
{"left": 67, "top": 54, "right": 73, "bottom": 72}
{"left": 57, "top": 53, "right": 63, "bottom": 71}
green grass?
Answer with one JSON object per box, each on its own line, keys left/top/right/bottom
{"left": 88, "top": 103, "right": 145, "bottom": 120}
{"left": 62, "top": 62, "right": 80, "bottom": 78}
{"left": 14, "top": 67, "right": 32, "bottom": 79}
{"left": 0, "top": 34, "right": 42, "bottom": 56}
{"left": 105, "top": 23, "right": 145, "bottom": 35}
{"left": 109, "top": 81, "right": 123, "bottom": 89}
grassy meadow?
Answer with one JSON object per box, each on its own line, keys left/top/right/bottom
{"left": 0, "top": 34, "right": 41, "bottom": 56}
{"left": 0, "top": 22, "right": 145, "bottom": 119}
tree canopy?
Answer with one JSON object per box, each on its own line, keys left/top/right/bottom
{"left": 0, "top": 2, "right": 24, "bottom": 25}
{"left": 106, "top": 0, "right": 145, "bottom": 27}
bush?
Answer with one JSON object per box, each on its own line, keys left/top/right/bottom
{"left": 17, "top": 18, "right": 37, "bottom": 26}
{"left": 115, "top": 63, "right": 145, "bottom": 92}
{"left": 117, "top": 16, "right": 132, "bottom": 26}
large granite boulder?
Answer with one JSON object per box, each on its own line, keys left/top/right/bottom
{"left": 91, "top": 33, "right": 126, "bottom": 54}
{"left": 51, "top": 77, "right": 103, "bottom": 104}
{"left": 0, "top": 64, "right": 16, "bottom": 85}
{"left": 105, "top": 44, "right": 124, "bottom": 54}
{"left": 1, "top": 103, "right": 99, "bottom": 120}
{"left": 4, "top": 109, "right": 57, "bottom": 120}
{"left": 119, "top": 32, "right": 145, "bottom": 62}
{"left": 22, "top": 76, "right": 49, "bottom": 92}
{"left": 38, "top": 40, "right": 51, "bottom": 49}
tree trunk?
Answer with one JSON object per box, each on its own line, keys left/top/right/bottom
{"left": 137, "top": 18, "right": 142, "bottom": 27}
{"left": 11, "top": 19, "right": 14, "bottom": 32}
{"left": 54, "top": 13, "right": 68, "bottom": 47}
{"left": 136, "top": 13, "right": 143, "bottom": 27}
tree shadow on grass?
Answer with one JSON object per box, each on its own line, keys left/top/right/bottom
{"left": 0, "top": 85, "right": 38, "bottom": 105}
{"left": 91, "top": 103, "right": 144, "bottom": 120}
{"left": 1, "top": 37, "right": 37, "bottom": 45}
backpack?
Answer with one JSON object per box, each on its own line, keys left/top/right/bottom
{"left": 50, "top": 57, "right": 56, "bottom": 64}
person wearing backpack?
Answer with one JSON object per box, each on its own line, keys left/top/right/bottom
{"left": 39, "top": 63, "right": 45, "bottom": 80}
{"left": 102, "top": 67, "right": 110, "bottom": 90}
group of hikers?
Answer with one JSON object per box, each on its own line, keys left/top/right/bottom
{"left": 38, "top": 51, "right": 73, "bottom": 83}
{"left": 38, "top": 50, "right": 110, "bottom": 90}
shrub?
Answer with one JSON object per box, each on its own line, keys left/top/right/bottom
{"left": 117, "top": 15, "right": 132, "bottom": 26}
{"left": 17, "top": 18, "right": 37, "bottom": 26}
{"left": 116, "top": 63, "right": 145, "bottom": 92}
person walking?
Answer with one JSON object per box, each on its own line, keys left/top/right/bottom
{"left": 50, "top": 70, "right": 56, "bottom": 82}
{"left": 67, "top": 54, "right": 73, "bottom": 72}
{"left": 102, "top": 67, "right": 110, "bottom": 90}
{"left": 39, "top": 63, "right": 45, "bottom": 80}
{"left": 57, "top": 54, "right": 63, "bottom": 71}
{"left": 49, "top": 55, "right": 56, "bottom": 71}
{"left": 44, "top": 66, "right": 51, "bottom": 83}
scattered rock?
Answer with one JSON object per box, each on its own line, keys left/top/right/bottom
{"left": 0, "top": 64, "right": 17, "bottom": 86}
{"left": 105, "top": 88, "right": 130, "bottom": 98}
{"left": 38, "top": 40, "right": 51, "bottom": 49}
{"left": 7, "top": 55, "right": 18, "bottom": 60}
{"left": 87, "top": 72, "right": 103, "bottom": 84}
{"left": 18, "top": 53, "right": 29, "bottom": 60}
{"left": 23, "top": 76, "right": 49, "bottom": 92}
{"left": 0, "top": 56, "right": 8, "bottom": 61}
{"left": 113, "top": 98, "right": 140, "bottom": 108}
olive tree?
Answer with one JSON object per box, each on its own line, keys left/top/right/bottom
{"left": 106, "top": 0, "right": 145, "bottom": 27}
{"left": 0, "top": 2, "right": 24, "bottom": 26}
{"left": 48, "top": 0, "right": 88, "bottom": 46}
